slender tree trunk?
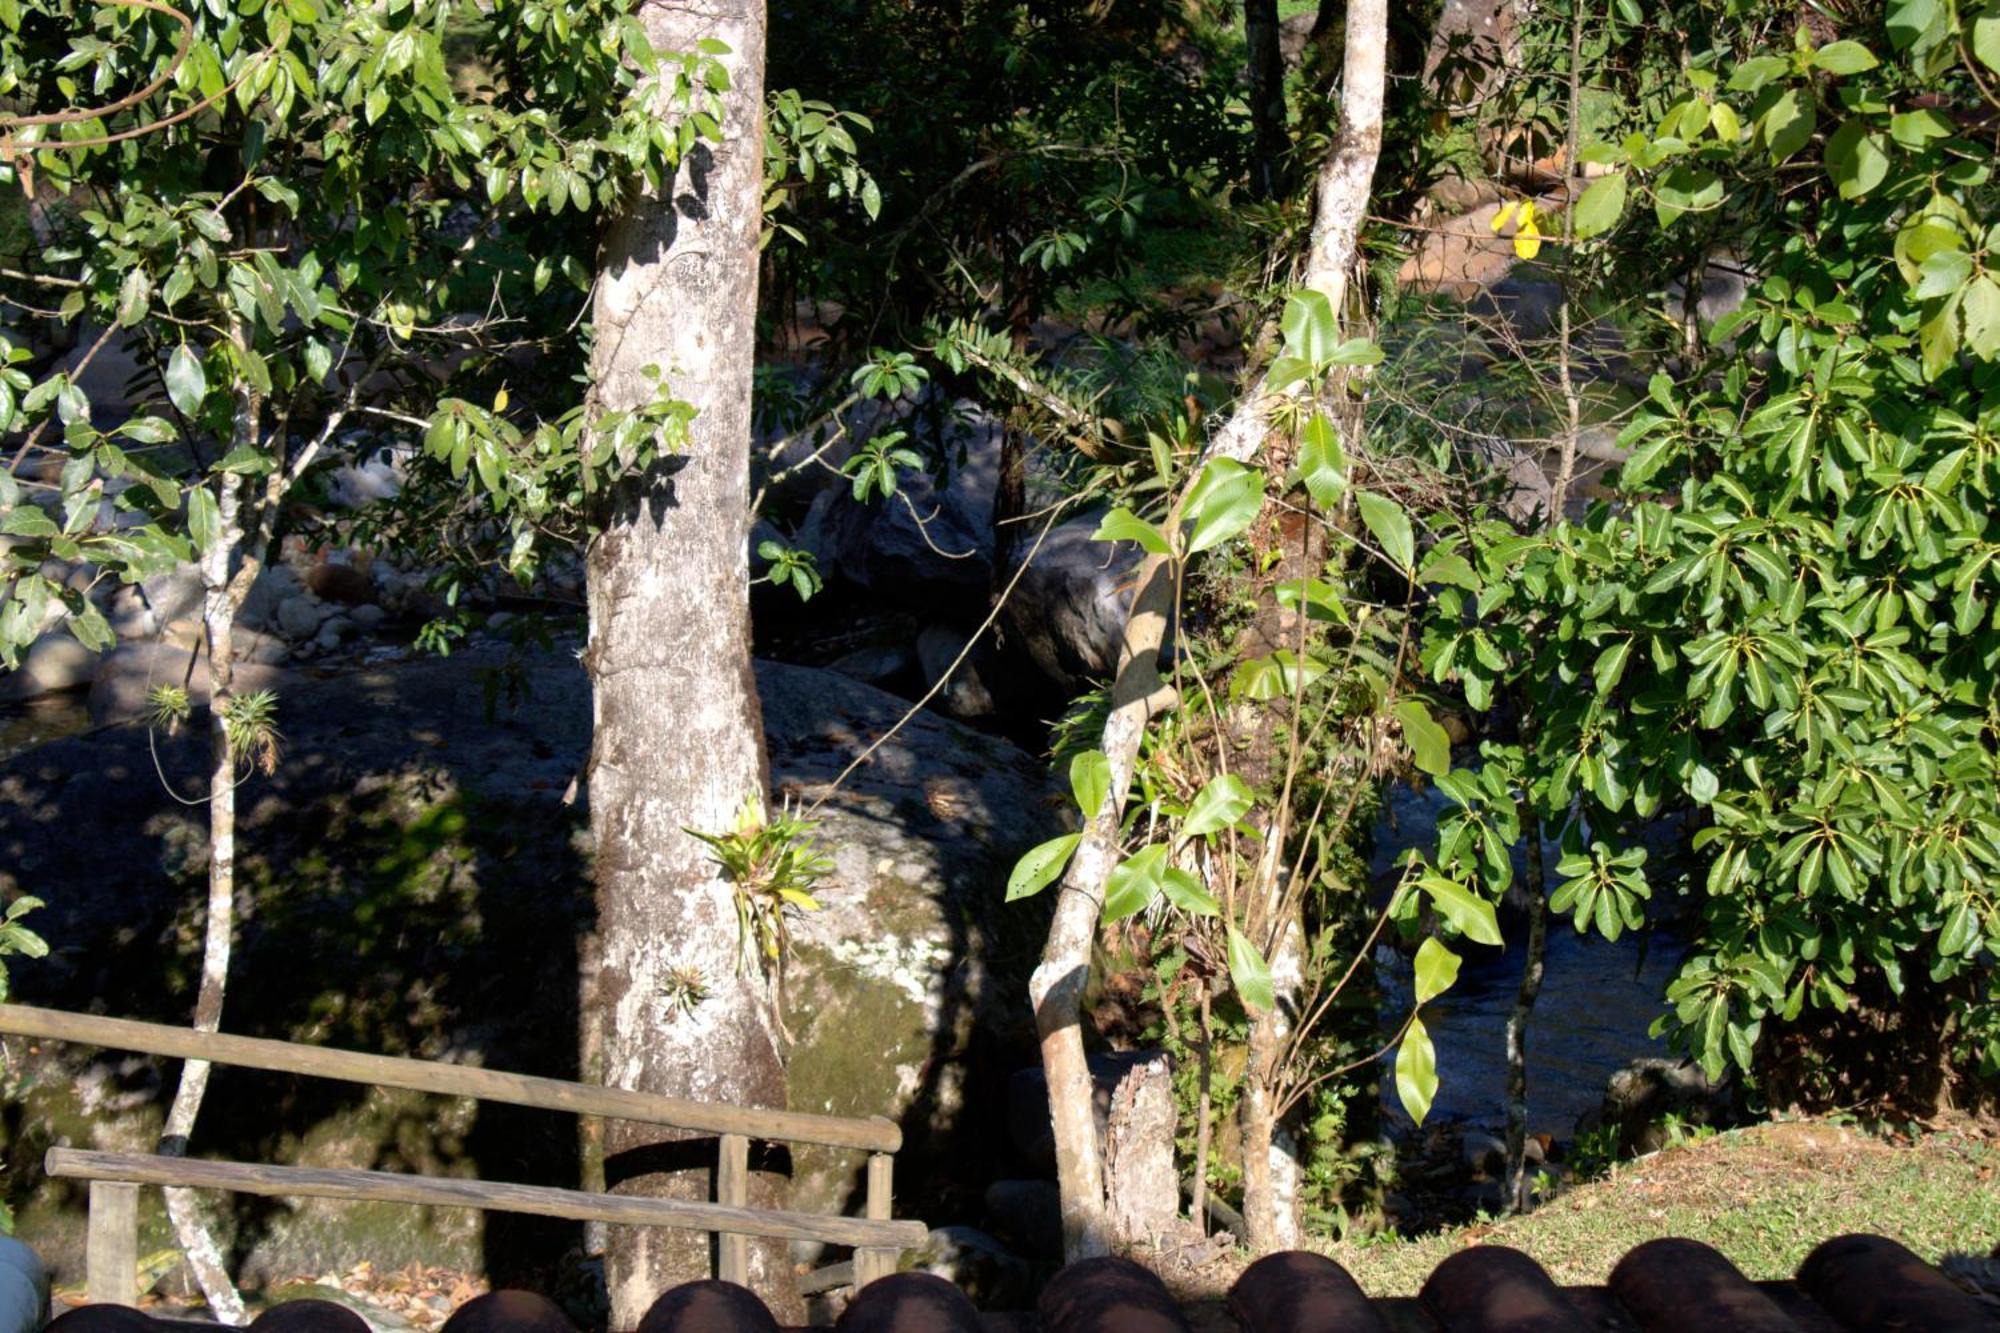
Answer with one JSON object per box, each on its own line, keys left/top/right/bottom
{"left": 1245, "top": 0, "right": 1287, "bottom": 199}
{"left": 1029, "top": 0, "right": 1390, "bottom": 1265}
{"left": 156, "top": 372, "right": 259, "bottom": 1324}
{"left": 585, "top": 1, "right": 795, "bottom": 1322}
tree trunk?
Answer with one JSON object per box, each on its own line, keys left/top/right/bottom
{"left": 1029, "top": 0, "right": 1390, "bottom": 1267}
{"left": 1245, "top": 0, "right": 1287, "bottom": 200}
{"left": 156, "top": 377, "right": 260, "bottom": 1325}
{"left": 585, "top": 1, "right": 794, "bottom": 1323}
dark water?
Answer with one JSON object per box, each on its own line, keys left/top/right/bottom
{"left": 1370, "top": 780, "right": 1685, "bottom": 1135}
{"left": 0, "top": 690, "right": 93, "bottom": 764}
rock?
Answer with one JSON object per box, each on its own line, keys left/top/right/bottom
{"left": 905, "top": 1227, "right": 1030, "bottom": 1309}
{"left": 276, "top": 595, "right": 326, "bottom": 641}
{"left": 108, "top": 566, "right": 205, "bottom": 641}
{"left": 998, "top": 516, "right": 1139, "bottom": 695}
{"left": 1006, "top": 1051, "right": 1174, "bottom": 1178}
{"left": 239, "top": 630, "right": 290, "bottom": 665}
{"left": 8, "top": 649, "right": 1061, "bottom": 1281}
{"left": 85, "top": 642, "right": 287, "bottom": 724}
{"left": 1579, "top": 1057, "right": 1737, "bottom": 1156}
{"left": 0, "top": 632, "right": 98, "bottom": 702}
{"left": 826, "top": 640, "right": 918, "bottom": 689}
{"left": 349, "top": 604, "right": 387, "bottom": 632}
{"left": 314, "top": 617, "right": 353, "bottom": 653}
{"left": 914, "top": 624, "right": 995, "bottom": 719}
{"left": 798, "top": 405, "right": 999, "bottom": 598}
{"left": 305, "top": 561, "right": 374, "bottom": 605}
{"left": 982, "top": 1180, "right": 1062, "bottom": 1261}
{"left": 238, "top": 564, "right": 304, "bottom": 634}
{"left": 1461, "top": 1131, "right": 1506, "bottom": 1176}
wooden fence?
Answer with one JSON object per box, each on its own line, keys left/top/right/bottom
{"left": 0, "top": 1005, "right": 925, "bottom": 1305}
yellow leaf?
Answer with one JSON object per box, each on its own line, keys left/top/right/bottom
{"left": 1514, "top": 216, "right": 1542, "bottom": 260}
{"left": 492, "top": 386, "right": 510, "bottom": 412}
{"left": 1491, "top": 201, "right": 1517, "bottom": 233}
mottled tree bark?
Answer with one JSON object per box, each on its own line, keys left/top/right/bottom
{"left": 585, "top": 1, "right": 794, "bottom": 1322}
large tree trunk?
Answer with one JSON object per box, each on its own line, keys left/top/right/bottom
{"left": 585, "top": 1, "right": 794, "bottom": 1323}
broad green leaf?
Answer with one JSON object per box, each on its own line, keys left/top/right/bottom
{"left": 187, "top": 486, "right": 220, "bottom": 555}
{"left": 1393, "top": 699, "right": 1452, "bottom": 776}
{"left": 1227, "top": 925, "right": 1275, "bottom": 1013}
{"left": 1092, "top": 506, "right": 1171, "bottom": 555}
{"left": 1184, "top": 461, "right": 1264, "bottom": 554}
{"left": 1413, "top": 937, "right": 1461, "bottom": 1004}
{"left": 1159, "top": 867, "right": 1219, "bottom": 916}
{"left": 1295, "top": 413, "right": 1347, "bottom": 507}
{"left": 1006, "top": 832, "right": 1079, "bottom": 901}
{"left": 1182, "top": 772, "right": 1253, "bottom": 839}
{"left": 1571, "top": 171, "right": 1627, "bottom": 239}
{"left": 1761, "top": 89, "right": 1816, "bottom": 164}
{"left": 166, "top": 345, "right": 207, "bottom": 417}
{"left": 1104, "top": 844, "right": 1169, "bottom": 920}
{"left": 1974, "top": 3, "right": 2000, "bottom": 73}
{"left": 1419, "top": 871, "right": 1502, "bottom": 946}
{"left": 1963, "top": 276, "right": 2000, "bottom": 360}
{"left": 1811, "top": 40, "right": 1878, "bottom": 74}
{"left": 1069, "top": 749, "right": 1111, "bottom": 817}
{"left": 1279, "top": 288, "right": 1340, "bottom": 366}
{"left": 1826, "top": 120, "right": 1889, "bottom": 200}
{"left": 1355, "top": 490, "right": 1414, "bottom": 572}
{"left": 1395, "top": 1016, "right": 1438, "bottom": 1125}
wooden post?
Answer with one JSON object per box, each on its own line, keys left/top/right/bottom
{"left": 853, "top": 1153, "right": 897, "bottom": 1289}
{"left": 715, "top": 1133, "right": 749, "bottom": 1286}
{"left": 86, "top": 1181, "right": 139, "bottom": 1307}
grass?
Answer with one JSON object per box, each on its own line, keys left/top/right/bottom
{"left": 1321, "top": 1119, "right": 2000, "bottom": 1296}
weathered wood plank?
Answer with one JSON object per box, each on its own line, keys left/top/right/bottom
{"left": 47, "top": 1149, "right": 928, "bottom": 1252}
{"left": 85, "top": 1180, "right": 139, "bottom": 1307}
{"left": 716, "top": 1132, "right": 749, "bottom": 1285}
{"left": 853, "top": 1154, "right": 901, "bottom": 1287}
{"left": 1, "top": 1004, "right": 898, "bottom": 1152}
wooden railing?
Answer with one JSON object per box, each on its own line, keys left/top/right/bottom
{"left": 0, "top": 1005, "right": 925, "bottom": 1304}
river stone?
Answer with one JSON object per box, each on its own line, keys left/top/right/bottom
{"left": 276, "top": 594, "right": 326, "bottom": 641}
{"left": 913, "top": 623, "right": 995, "bottom": 720}
{"left": 3, "top": 646, "right": 1057, "bottom": 1286}
{"left": 0, "top": 632, "right": 98, "bottom": 702}
{"left": 998, "top": 515, "right": 1138, "bottom": 695}
{"left": 902, "top": 1227, "right": 1030, "bottom": 1310}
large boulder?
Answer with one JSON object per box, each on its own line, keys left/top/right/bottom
{"left": 997, "top": 516, "right": 1138, "bottom": 696}
{"left": 1, "top": 647, "right": 1059, "bottom": 1285}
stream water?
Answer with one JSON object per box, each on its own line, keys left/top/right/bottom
{"left": 1370, "top": 780, "right": 1685, "bottom": 1136}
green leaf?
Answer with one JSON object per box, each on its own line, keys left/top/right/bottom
{"left": 187, "top": 485, "right": 220, "bottom": 555}
{"left": 1159, "top": 867, "right": 1219, "bottom": 916}
{"left": 1006, "top": 832, "right": 1080, "bottom": 902}
{"left": 1279, "top": 288, "right": 1340, "bottom": 366}
{"left": 1413, "top": 937, "right": 1461, "bottom": 1004}
{"left": 1761, "top": 88, "right": 1816, "bottom": 164}
{"left": 1184, "top": 460, "right": 1264, "bottom": 554}
{"left": 1419, "top": 871, "right": 1502, "bottom": 946}
{"left": 1571, "top": 171, "right": 1627, "bottom": 239}
{"left": 1069, "top": 749, "right": 1111, "bottom": 817}
{"left": 1092, "top": 506, "right": 1171, "bottom": 555}
{"left": 1182, "top": 773, "right": 1253, "bottom": 839}
{"left": 1227, "top": 925, "right": 1275, "bottom": 1013}
{"left": 1825, "top": 120, "right": 1889, "bottom": 200}
{"left": 1395, "top": 1015, "right": 1438, "bottom": 1125}
{"left": 165, "top": 345, "right": 207, "bottom": 417}
{"left": 1811, "top": 40, "right": 1878, "bottom": 74}
{"left": 1104, "top": 844, "right": 1169, "bottom": 920}
{"left": 1356, "top": 490, "right": 1415, "bottom": 572}
{"left": 1973, "top": 3, "right": 2000, "bottom": 73}
{"left": 1962, "top": 276, "right": 2000, "bottom": 360}
{"left": 1393, "top": 699, "right": 1452, "bottom": 776}
{"left": 1295, "top": 413, "right": 1347, "bottom": 507}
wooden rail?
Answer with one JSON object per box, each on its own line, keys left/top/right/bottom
{"left": 4, "top": 1005, "right": 916, "bottom": 1302}
{"left": 0, "top": 1004, "right": 899, "bottom": 1152}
